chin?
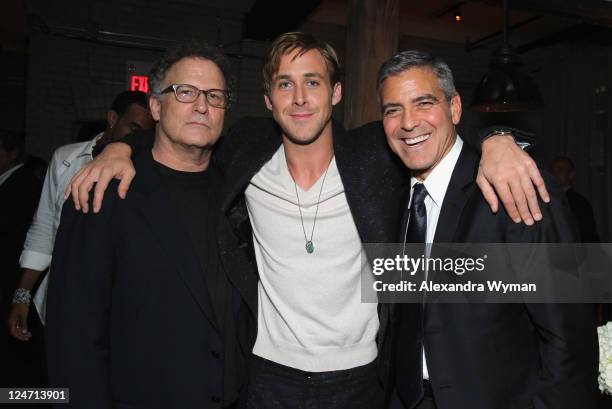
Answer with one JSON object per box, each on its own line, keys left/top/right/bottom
{"left": 281, "top": 124, "right": 323, "bottom": 146}
{"left": 285, "top": 133, "right": 321, "bottom": 146}
{"left": 187, "top": 129, "right": 220, "bottom": 141}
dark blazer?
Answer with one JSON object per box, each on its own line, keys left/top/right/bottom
{"left": 394, "top": 143, "right": 599, "bottom": 409}
{"left": 46, "top": 148, "right": 236, "bottom": 409}
{"left": 215, "top": 117, "right": 409, "bottom": 389}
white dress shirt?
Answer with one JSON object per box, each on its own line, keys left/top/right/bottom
{"left": 19, "top": 134, "right": 102, "bottom": 320}
{"left": 406, "top": 135, "right": 463, "bottom": 379}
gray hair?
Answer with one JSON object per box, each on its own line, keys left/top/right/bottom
{"left": 376, "top": 50, "right": 457, "bottom": 103}
{"left": 149, "top": 40, "right": 235, "bottom": 106}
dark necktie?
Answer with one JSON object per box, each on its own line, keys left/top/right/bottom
{"left": 405, "top": 183, "right": 428, "bottom": 244}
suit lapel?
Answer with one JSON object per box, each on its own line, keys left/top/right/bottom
{"left": 433, "top": 145, "right": 479, "bottom": 243}
{"left": 220, "top": 120, "right": 283, "bottom": 213}
{"left": 333, "top": 123, "right": 371, "bottom": 238}
{"left": 218, "top": 119, "right": 283, "bottom": 317}
{"left": 335, "top": 121, "right": 409, "bottom": 245}
{"left": 131, "top": 151, "right": 220, "bottom": 334}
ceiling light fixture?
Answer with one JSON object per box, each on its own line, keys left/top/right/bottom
{"left": 471, "top": 0, "right": 543, "bottom": 112}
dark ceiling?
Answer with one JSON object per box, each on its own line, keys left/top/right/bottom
{"left": 4, "top": 0, "right": 612, "bottom": 52}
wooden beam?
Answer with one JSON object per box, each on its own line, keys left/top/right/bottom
{"left": 344, "top": 0, "right": 399, "bottom": 129}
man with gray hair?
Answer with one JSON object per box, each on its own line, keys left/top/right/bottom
{"left": 46, "top": 41, "right": 240, "bottom": 409}
{"left": 377, "top": 50, "right": 598, "bottom": 409}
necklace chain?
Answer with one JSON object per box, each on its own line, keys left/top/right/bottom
{"left": 293, "top": 161, "right": 331, "bottom": 254}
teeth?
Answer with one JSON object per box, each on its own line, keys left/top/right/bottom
{"left": 404, "top": 133, "right": 431, "bottom": 145}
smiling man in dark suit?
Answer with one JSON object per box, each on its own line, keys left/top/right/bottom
{"left": 377, "top": 50, "right": 598, "bottom": 409}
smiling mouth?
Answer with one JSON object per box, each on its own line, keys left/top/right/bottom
{"left": 402, "top": 133, "right": 431, "bottom": 146}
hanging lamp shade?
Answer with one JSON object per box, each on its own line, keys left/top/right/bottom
{"left": 471, "top": 45, "right": 543, "bottom": 112}
{"left": 471, "top": 0, "right": 543, "bottom": 112}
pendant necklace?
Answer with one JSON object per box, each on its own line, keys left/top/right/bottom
{"left": 293, "top": 161, "right": 331, "bottom": 254}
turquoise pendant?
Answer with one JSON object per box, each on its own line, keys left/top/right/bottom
{"left": 305, "top": 241, "right": 315, "bottom": 254}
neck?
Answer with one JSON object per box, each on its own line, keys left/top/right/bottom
{"left": 413, "top": 132, "right": 457, "bottom": 181}
{"left": 152, "top": 131, "right": 212, "bottom": 172}
{"left": 284, "top": 122, "right": 334, "bottom": 190}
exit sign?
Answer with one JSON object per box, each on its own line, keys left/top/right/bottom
{"left": 130, "top": 75, "right": 149, "bottom": 93}
{"left": 126, "top": 60, "right": 153, "bottom": 93}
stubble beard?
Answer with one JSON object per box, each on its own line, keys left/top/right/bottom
{"left": 278, "top": 111, "right": 332, "bottom": 147}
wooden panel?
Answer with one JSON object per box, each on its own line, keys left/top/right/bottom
{"left": 344, "top": 0, "right": 399, "bottom": 129}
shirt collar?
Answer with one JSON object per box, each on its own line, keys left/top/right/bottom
{"left": 410, "top": 135, "right": 463, "bottom": 207}
{"left": 76, "top": 132, "right": 104, "bottom": 158}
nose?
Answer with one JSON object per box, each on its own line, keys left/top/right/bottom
{"left": 293, "top": 84, "right": 306, "bottom": 106}
{"left": 194, "top": 91, "right": 209, "bottom": 114}
{"left": 401, "top": 109, "right": 419, "bottom": 132}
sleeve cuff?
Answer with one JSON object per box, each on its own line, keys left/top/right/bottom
{"left": 19, "top": 250, "right": 52, "bottom": 271}
{"left": 479, "top": 126, "right": 537, "bottom": 150}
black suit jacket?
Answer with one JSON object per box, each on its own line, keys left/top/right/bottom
{"left": 46, "top": 148, "right": 236, "bottom": 409}
{"left": 215, "top": 117, "right": 409, "bottom": 390}
{"left": 395, "top": 144, "right": 599, "bottom": 409}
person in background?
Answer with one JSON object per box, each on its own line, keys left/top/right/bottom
{"left": 550, "top": 156, "right": 600, "bottom": 243}
{"left": 76, "top": 120, "right": 107, "bottom": 143}
{"left": 0, "top": 129, "right": 43, "bottom": 386}
{"left": 8, "top": 90, "right": 153, "bottom": 343}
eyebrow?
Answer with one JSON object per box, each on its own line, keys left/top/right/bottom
{"left": 381, "top": 102, "right": 402, "bottom": 111}
{"left": 274, "top": 72, "right": 325, "bottom": 81}
{"left": 413, "top": 94, "right": 440, "bottom": 103}
{"left": 381, "top": 93, "right": 441, "bottom": 112}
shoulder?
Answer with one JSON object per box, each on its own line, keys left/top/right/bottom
{"left": 52, "top": 140, "right": 92, "bottom": 164}
{"left": 347, "top": 120, "right": 387, "bottom": 145}
{"left": 60, "top": 179, "right": 124, "bottom": 230}
{"left": 215, "top": 116, "right": 281, "bottom": 167}
{"left": 345, "top": 120, "right": 407, "bottom": 177}
{"left": 224, "top": 117, "right": 278, "bottom": 142}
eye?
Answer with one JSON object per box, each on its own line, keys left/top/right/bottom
{"left": 208, "top": 91, "right": 222, "bottom": 101}
{"left": 306, "top": 80, "right": 320, "bottom": 87}
{"left": 383, "top": 108, "right": 400, "bottom": 117}
{"left": 177, "top": 88, "right": 196, "bottom": 98}
{"left": 417, "top": 101, "right": 434, "bottom": 108}
{"left": 278, "top": 81, "right": 292, "bottom": 90}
